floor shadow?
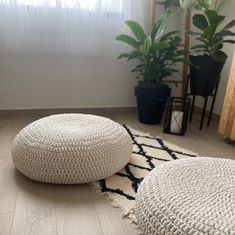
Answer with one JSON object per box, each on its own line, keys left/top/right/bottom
{"left": 13, "top": 168, "right": 94, "bottom": 205}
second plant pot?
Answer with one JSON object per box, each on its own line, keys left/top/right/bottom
{"left": 189, "top": 55, "right": 227, "bottom": 96}
{"left": 135, "top": 81, "right": 171, "bottom": 124}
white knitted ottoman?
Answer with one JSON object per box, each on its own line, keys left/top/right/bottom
{"left": 136, "top": 157, "right": 235, "bottom": 235}
{"left": 12, "top": 114, "right": 132, "bottom": 184}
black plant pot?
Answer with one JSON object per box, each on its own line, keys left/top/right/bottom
{"left": 190, "top": 55, "right": 227, "bottom": 96}
{"left": 135, "top": 81, "right": 171, "bottom": 124}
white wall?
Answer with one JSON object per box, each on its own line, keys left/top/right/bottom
{"left": 0, "top": 54, "right": 137, "bottom": 110}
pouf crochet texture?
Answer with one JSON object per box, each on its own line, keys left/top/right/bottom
{"left": 12, "top": 114, "right": 132, "bottom": 184}
{"left": 136, "top": 157, "right": 235, "bottom": 235}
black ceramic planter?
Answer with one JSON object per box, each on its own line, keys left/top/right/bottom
{"left": 190, "top": 55, "right": 226, "bottom": 96}
{"left": 135, "top": 81, "right": 171, "bottom": 124}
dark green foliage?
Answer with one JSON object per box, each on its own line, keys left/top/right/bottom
{"left": 189, "top": 0, "right": 235, "bottom": 62}
{"left": 116, "top": 20, "right": 189, "bottom": 84}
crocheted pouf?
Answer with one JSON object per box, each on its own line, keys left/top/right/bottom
{"left": 12, "top": 114, "right": 132, "bottom": 184}
{"left": 136, "top": 157, "right": 235, "bottom": 235}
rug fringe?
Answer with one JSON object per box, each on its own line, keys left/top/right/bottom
{"left": 89, "top": 182, "right": 138, "bottom": 226}
{"left": 123, "top": 208, "right": 138, "bottom": 224}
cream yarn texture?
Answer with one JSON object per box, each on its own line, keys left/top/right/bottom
{"left": 12, "top": 114, "right": 132, "bottom": 184}
{"left": 136, "top": 157, "right": 235, "bottom": 235}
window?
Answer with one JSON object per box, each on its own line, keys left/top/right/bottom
{"left": 0, "top": 0, "right": 123, "bottom": 13}
{"left": 0, "top": 0, "right": 148, "bottom": 55}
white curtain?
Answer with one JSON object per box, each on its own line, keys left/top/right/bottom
{"left": 0, "top": 0, "right": 150, "bottom": 55}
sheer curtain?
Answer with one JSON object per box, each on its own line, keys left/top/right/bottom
{"left": 0, "top": 0, "right": 150, "bottom": 55}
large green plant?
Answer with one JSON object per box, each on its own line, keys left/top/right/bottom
{"left": 116, "top": 20, "right": 189, "bottom": 84}
{"left": 163, "top": 0, "right": 212, "bottom": 14}
{"left": 189, "top": 0, "right": 235, "bottom": 62}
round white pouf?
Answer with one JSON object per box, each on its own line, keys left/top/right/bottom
{"left": 12, "top": 114, "right": 132, "bottom": 184}
{"left": 136, "top": 157, "right": 235, "bottom": 235}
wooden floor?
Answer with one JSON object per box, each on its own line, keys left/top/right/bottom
{"left": 0, "top": 110, "right": 234, "bottom": 235}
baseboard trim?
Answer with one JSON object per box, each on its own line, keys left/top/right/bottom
{"left": 0, "top": 107, "right": 137, "bottom": 118}
{"left": 0, "top": 105, "right": 220, "bottom": 122}
{"left": 193, "top": 106, "right": 220, "bottom": 122}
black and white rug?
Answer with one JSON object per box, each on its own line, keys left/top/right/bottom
{"left": 92, "top": 125, "right": 198, "bottom": 222}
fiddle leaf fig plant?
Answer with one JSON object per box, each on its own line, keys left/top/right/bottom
{"left": 116, "top": 20, "right": 190, "bottom": 84}
{"left": 188, "top": 0, "right": 235, "bottom": 62}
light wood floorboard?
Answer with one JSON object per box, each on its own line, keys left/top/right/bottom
{"left": 55, "top": 184, "right": 104, "bottom": 235}
{"left": 0, "top": 117, "right": 31, "bottom": 213}
{"left": 0, "top": 213, "right": 13, "bottom": 235}
{"left": 11, "top": 172, "right": 57, "bottom": 235}
{"left": 0, "top": 110, "right": 234, "bottom": 235}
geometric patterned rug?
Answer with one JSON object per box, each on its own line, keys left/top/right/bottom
{"left": 92, "top": 125, "right": 199, "bottom": 223}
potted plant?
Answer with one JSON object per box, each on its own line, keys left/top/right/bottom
{"left": 116, "top": 20, "right": 190, "bottom": 124}
{"left": 188, "top": 0, "right": 235, "bottom": 96}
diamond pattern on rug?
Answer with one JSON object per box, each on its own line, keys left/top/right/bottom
{"left": 92, "top": 125, "right": 198, "bottom": 221}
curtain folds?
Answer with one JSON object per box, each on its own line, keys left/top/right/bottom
{"left": 0, "top": 0, "right": 150, "bottom": 55}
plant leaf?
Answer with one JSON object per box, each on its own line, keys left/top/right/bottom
{"left": 160, "top": 31, "right": 179, "bottom": 42}
{"left": 175, "top": 49, "right": 189, "bottom": 56}
{"left": 216, "top": 30, "right": 235, "bottom": 37}
{"left": 154, "top": 42, "right": 170, "bottom": 50}
{"left": 196, "top": 36, "right": 210, "bottom": 45}
{"left": 151, "top": 20, "right": 166, "bottom": 41}
{"left": 216, "top": 0, "right": 230, "bottom": 13}
{"left": 127, "top": 51, "right": 143, "bottom": 61}
{"left": 211, "top": 50, "right": 228, "bottom": 62}
{"left": 194, "top": 0, "right": 211, "bottom": 10}
{"left": 117, "top": 53, "right": 130, "bottom": 60}
{"left": 193, "top": 14, "right": 209, "bottom": 31}
{"left": 143, "top": 35, "right": 152, "bottom": 56}
{"left": 203, "top": 25, "right": 217, "bottom": 38}
{"left": 204, "top": 10, "right": 225, "bottom": 25}
{"left": 125, "top": 20, "right": 146, "bottom": 43}
{"left": 211, "top": 37, "right": 223, "bottom": 46}
{"left": 221, "top": 19, "right": 235, "bottom": 31}
{"left": 223, "top": 40, "right": 235, "bottom": 44}
{"left": 163, "top": 9, "right": 174, "bottom": 17}
{"left": 207, "top": 0, "right": 213, "bottom": 6}
{"left": 171, "top": 36, "right": 182, "bottom": 46}
{"left": 191, "top": 44, "right": 207, "bottom": 50}
{"left": 188, "top": 31, "right": 203, "bottom": 37}
{"left": 115, "top": 34, "right": 140, "bottom": 48}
